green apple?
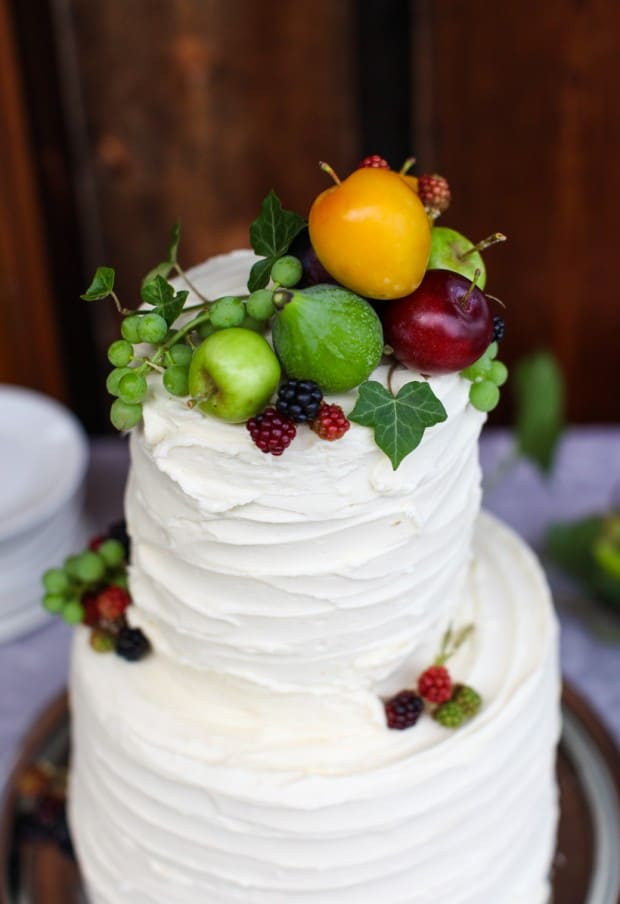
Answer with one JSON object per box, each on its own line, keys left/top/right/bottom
{"left": 188, "top": 328, "right": 280, "bottom": 422}
{"left": 428, "top": 227, "right": 487, "bottom": 288}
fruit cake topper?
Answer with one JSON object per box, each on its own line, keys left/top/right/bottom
{"left": 81, "top": 154, "right": 509, "bottom": 469}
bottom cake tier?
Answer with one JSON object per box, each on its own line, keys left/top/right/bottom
{"left": 69, "top": 513, "right": 560, "bottom": 904}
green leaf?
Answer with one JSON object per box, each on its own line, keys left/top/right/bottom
{"left": 168, "top": 221, "right": 181, "bottom": 265}
{"left": 248, "top": 257, "right": 275, "bottom": 292}
{"left": 513, "top": 352, "right": 565, "bottom": 473}
{"left": 141, "top": 275, "right": 188, "bottom": 325}
{"left": 249, "top": 190, "right": 305, "bottom": 259}
{"left": 141, "top": 261, "right": 174, "bottom": 293}
{"left": 546, "top": 515, "right": 620, "bottom": 608}
{"left": 81, "top": 266, "right": 115, "bottom": 301}
{"left": 349, "top": 380, "right": 447, "bottom": 470}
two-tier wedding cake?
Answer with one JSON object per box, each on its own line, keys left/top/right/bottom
{"left": 54, "top": 160, "right": 560, "bottom": 902}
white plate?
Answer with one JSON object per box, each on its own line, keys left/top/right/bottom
{"left": 0, "top": 387, "right": 88, "bottom": 542}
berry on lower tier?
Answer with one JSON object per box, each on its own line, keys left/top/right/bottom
{"left": 276, "top": 379, "right": 323, "bottom": 423}
{"left": 434, "top": 700, "right": 465, "bottom": 728}
{"left": 116, "top": 626, "right": 151, "bottom": 662}
{"left": 246, "top": 407, "right": 297, "bottom": 456}
{"left": 452, "top": 684, "right": 482, "bottom": 718}
{"left": 310, "top": 403, "right": 350, "bottom": 441}
{"left": 417, "top": 173, "right": 451, "bottom": 218}
{"left": 418, "top": 665, "right": 452, "bottom": 704}
{"left": 97, "top": 585, "right": 131, "bottom": 621}
{"left": 492, "top": 315, "right": 505, "bottom": 342}
{"left": 359, "top": 154, "right": 390, "bottom": 169}
{"left": 384, "top": 690, "right": 424, "bottom": 730}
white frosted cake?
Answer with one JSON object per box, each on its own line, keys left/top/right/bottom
{"left": 69, "top": 250, "right": 560, "bottom": 904}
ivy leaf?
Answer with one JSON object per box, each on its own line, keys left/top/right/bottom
{"left": 81, "top": 266, "right": 115, "bottom": 301}
{"left": 349, "top": 380, "right": 448, "bottom": 470}
{"left": 141, "top": 261, "right": 174, "bottom": 292}
{"left": 249, "top": 190, "right": 305, "bottom": 259}
{"left": 513, "top": 352, "right": 565, "bottom": 473}
{"left": 141, "top": 275, "right": 188, "bottom": 325}
{"left": 167, "top": 220, "right": 181, "bottom": 265}
{"left": 248, "top": 257, "right": 275, "bottom": 292}
{"left": 140, "top": 222, "right": 181, "bottom": 291}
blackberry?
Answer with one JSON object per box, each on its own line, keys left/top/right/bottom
{"left": 116, "top": 626, "right": 151, "bottom": 662}
{"left": 434, "top": 700, "right": 465, "bottom": 729}
{"left": 452, "top": 684, "right": 482, "bottom": 718}
{"left": 247, "top": 407, "right": 296, "bottom": 455}
{"left": 384, "top": 691, "right": 424, "bottom": 730}
{"left": 276, "top": 379, "right": 323, "bottom": 423}
{"left": 492, "top": 315, "right": 505, "bottom": 343}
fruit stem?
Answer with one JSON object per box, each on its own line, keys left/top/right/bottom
{"left": 319, "top": 161, "right": 341, "bottom": 185}
{"left": 387, "top": 362, "right": 399, "bottom": 396}
{"left": 111, "top": 291, "right": 132, "bottom": 316}
{"left": 458, "top": 269, "right": 481, "bottom": 310}
{"left": 399, "top": 156, "right": 416, "bottom": 175}
{"left": 459, "top": 233, "right": 507, "bottom": 260}
{"left": 435, "top": 623, "right": 474, "bottom": 665}
{"left": 272, "top": 288, "right": 294, "bottom": 310}
{"left": 485, "top": 293, "right": 506, "bottom": 309}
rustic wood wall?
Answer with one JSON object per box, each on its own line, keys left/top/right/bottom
{"left": 3, "top": 0, "right": 619, "bottom": 428}
{"left": 426, "top": 1, "right": 620, "bottom": 422}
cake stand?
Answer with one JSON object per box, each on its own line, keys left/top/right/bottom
{"left": 1, "top": 685, "right": 619, "bottom": 904}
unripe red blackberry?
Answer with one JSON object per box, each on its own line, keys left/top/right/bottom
{"left": 359, "top": 154, "right": 390, "bottom": 169}
{"left": 417, "top": 173, "right": 451, "bottom": 218}
{"left": 310, "top": 403, "right": 350, "bottom": 441}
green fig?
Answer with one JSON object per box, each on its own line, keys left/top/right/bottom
{"left": 272, "top": 284, "right": 384, "bottom": 392}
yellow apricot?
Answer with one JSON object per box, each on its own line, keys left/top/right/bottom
{"left": 308, "top": 168, "right": 431, "bottom": 300}
{"left": 400, "top": 174, "right": 419, "bottom": 193}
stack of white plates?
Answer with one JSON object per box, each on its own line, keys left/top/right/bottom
{"left": 0, "top": 385, "right": 89, "bottom": 643}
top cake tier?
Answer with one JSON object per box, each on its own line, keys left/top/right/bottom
{"left": 126, "top": 251, "right": 486, "bottom": 692}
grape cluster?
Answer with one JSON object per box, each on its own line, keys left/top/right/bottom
{"left": 42, "top": 539, "right": 127, "bottom": 625}
{"left": 461, "top": 341, "right": 508, "bottom": 413}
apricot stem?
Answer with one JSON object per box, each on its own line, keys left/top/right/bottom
{"left": 459, "top": 233, "right": 506, "bottom": 260}
{"left": 399, "top": 156, "right": 416, "bottom": 175}
{"left": 319, "top": 161, "right": 341, "bottom": 185}
{"left": 459, "top": 269, "right": 481, "bottom": 310}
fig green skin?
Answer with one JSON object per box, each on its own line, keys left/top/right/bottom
{"left": 428, "top": 227, "right": 487, "bottom": 290}
{"left": 272, "top": 284, "right": 384, "bottom": 392}
{"left": 188, "top": 328, "right": 281, "bottom": 423}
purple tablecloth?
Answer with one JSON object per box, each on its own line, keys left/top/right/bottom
{"left": 1, "top": 428, "right": 619, "bottom": 791}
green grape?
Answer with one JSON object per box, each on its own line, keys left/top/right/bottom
{"left": 42, "top": 568, "right": 70, "bottom": 594}
{"left": 461, "top": 354, "right": 492, "bottom": 382}
{"left": 241, "top": 314, "right": 267, "bottom": 334}
{"left": 138, "top": 312, "right": 168, "bottom": 344}
{"left": 163, "top": 364, "right": 189, "bottom": 397}
{"left": 487, "top": 341, "right": 499, "bottom": 360}
{"left": 73, "top": 550, "right": 106, "bottom": 583}
{"left": 63, "top": 600, "right": 85, "bottom": 625}
{"left": 271, "top": 255, "right": 303, "bottom": 288}
{"left": 118, "top": 371, "right": 148, "bottom": 404}
{"left": 64, "top": 555, "right": 81, "bottom": 579}
{"left": 197, "top": 320, "right": 216, "bottom": 339}
{"left": 489, "top": 360, "right": 508, "bottom": 387}
{"left": 169, "top": 343, "right": 193, "bottom": 367}
{"left": 43, "top": 593, "right": 66, "bottom": 614}
{"left": 110, "top": 399, "right": 143, "bottom": 431}
{"left": 106, "top": 366, "right": 132, "bottom": 397}
{"left": 107, "top": 339, "right": 133, "bottom": 367}
{"left": 109, "top": 570, "right": 129, "bottom": 589}
{"left": 469, "top": 380, "right": 500, "bottom": 412}
{"left": 121, "top": 315, "right": 142, "bottom": 343}
{"left": 210, "top": 296, "right": 245, "bottom": 329}
{"left": 246, "top": 289, "right": 275, "bottom": 321}
{"left": 98, "top": 538, "right": 126, "bottom": 568}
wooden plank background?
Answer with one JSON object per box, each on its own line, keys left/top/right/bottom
{"left": 3, "top": 0, "right": 619, "bottom": 428}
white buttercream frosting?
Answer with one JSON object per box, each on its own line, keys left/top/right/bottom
{"left": 69, "top": 250, "right": 560, "bottom": 903}
{"left": 126, "top": 250, "right": 486, "bottom": 691}
{"left": 70, "top": 514, "right": 560, "bottom": 904}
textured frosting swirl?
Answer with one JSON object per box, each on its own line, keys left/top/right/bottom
{"left": 126, "top": 250, "right": 486, "bottom": 690}
{"left": 70, "top": 515, "right": 560, "bottom": 904}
